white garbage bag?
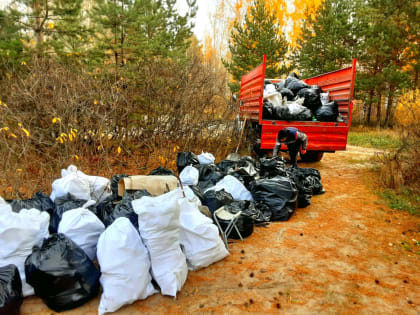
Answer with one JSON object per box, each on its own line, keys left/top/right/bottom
{"left": 132, "top": 189, "right": 188, "bottom": 297}
{"left": 263, "top": 83, "right": 276, "bottom": 95}
{"left": 321, "top": 92, "right": 329, "bottom": 105}
{"left": 179, "top": 165, "right": 199, "bottom": 186}
{"left": 51, "top": 165, "right": 111, "bottom": 202}
{"left": 197, "top": 152, "right": 215, "bottom": 165}
{"left": 97, "top": 217, "right": 156, "bottom": 315}
{"left": 58, "top": 200, "right": 105, "bottom": 261}
{"left": 287, "top": 102, "right": 307, "bottom": 115}
{"left": 0, "top": 207, "right": 49, "bottom": 296}
{"left": 205, "top": 175, "right": 253, "bottom": 201}
{"left": 178, "top": 198, "right": 228, "bottom": 270}
{"left": 183, "top": 186, "right": 202, "bottom": 205}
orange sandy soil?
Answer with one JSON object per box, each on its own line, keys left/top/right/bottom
{"left": 21, "top": 146, "right": 420, "bottom": 314}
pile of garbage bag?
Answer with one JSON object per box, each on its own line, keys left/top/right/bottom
{"left": 0, "top": 150, "right": 324, "bottom": 313}
{"left": 263, "top": 72, "right": 343, "bottom": 122}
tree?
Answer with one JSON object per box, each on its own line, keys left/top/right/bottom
{"left": 293, "top": 0, "right": 360, "bottom": 78}
{"left": 223, "top": 0, "right": 290, "bottom": 93}
{"left": 7, "top": 0, "right": 89, "bottom": 59}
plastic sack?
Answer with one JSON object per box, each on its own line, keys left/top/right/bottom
{"left": 250, "top": 176, "right": 298, "bottom": 221}
{"left": 0, "top": 264, "right": 23, "bottom": 315}
{"left": 50, "top": 194, "right": 97, "bottom": 234}
{"left": 97, "top": 218, "right": 156, "bottom": 315}
{"left": 0, "top": 208, "right": 49, "bottom": 297}
{"left": 264, "top": 92, "right": 282, "bottom": 107}
{"left": 302, "top": 88, "right": 322, "bottom": 112}
{"left": 216, "top": 160, "right": 238, "bottom": 173}
{"left": 25, "top": 234, "right": 100, "bottom": 312}
{"left": 148, "top": 167, "right": 175, "bottom": 176}
{"left": 176, "top": 152, "right": 199, "bottom": 173}
{"left": 315, "top": 101, "right": 339, "bottom": 122}
{"left": 297, "top": 87, "right": 309, "bottom": 98}
{"left": 284, "top": 76, "right": 309, "bottom": 95}
{"left": 320, "top": 92, "right": 329, "bottom": 105}
{"left": 263, "top": 83, "right": 276, "bottom": 95}
{"left": 180, "top": 165, "right": 199, "bottom": 186}
{"left": 262, "top": 101, "right": 275, "bottom": 120}
{"left": 8, "top": 191, "right": 54, "bottom": 216}
{"left": 220, "top": 201, "right": 254, "bottom": 239}
{"left": 260, "top": 156, "right": 287, "bottom": 178}
{"left": 132, "top": 189, "right": 188, "bottom": 297}
{"left": 202, "top": 189, "right": 234, "bottom": 213}
{"left": 97, "top": 190, "right": 150, "bottom": 229}
{"left": 178, "top": 198, "right": 228, "bottom": 270}
{"left": 58, "top": 201, "right": 105, "bottom": 261}
{"left": 280, "top": 88, "right": 294, "bottom": 101}
{"left": 198, "top": 152, "right": 215, "bottom": 165}
{"left": 274, "top": 80, "right": 285, "bottom": 90}
{"left": 51, "top": 165, "right": 111, "bottom": 203}
{"left": 205, "top": 175, "right": 253, "bottom": 201}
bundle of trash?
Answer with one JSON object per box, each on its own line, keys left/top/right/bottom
{"left": 0, "top": 151, "right": 324, "bottom": 313}
{"left": 263, "top": 73, "right": 344, "bottom": 122}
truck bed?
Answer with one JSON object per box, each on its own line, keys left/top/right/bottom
{"left": 239, "top": 56, "right": 357, "bottom": 152}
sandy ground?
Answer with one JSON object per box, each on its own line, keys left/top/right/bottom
{"left": 21, "top": 145, "right": 420, "bottom": 314}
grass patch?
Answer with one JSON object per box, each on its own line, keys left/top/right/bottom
{"left": 379, "top": 187, "right": 420, "bottom": 216}
{"left": 348, "top": 127, "right": 402, "bottom": 150}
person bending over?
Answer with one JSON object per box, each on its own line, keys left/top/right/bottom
{"left": 272, "top": 127, "right": 307, "bottom": 168}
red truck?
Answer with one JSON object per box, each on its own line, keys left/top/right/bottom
{"left": 239, "top": 55, "right": 357, "bottom": 161}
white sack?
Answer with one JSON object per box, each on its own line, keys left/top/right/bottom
{"left": 287, "top": 102, "right": 307, "bottom": 115}
{"left": 263, "top": 84, "right": 276, "bottom": 95}
{"left": 205, "top": 175, "right": 253, "bottom": 201}
{"left": 179, "top": 165, "right": 199, "bottom": 186}
{"left": 264, "top": 92, "right": 283, "bottom": 107}
{"left": 132, "top": 189, "right": 188, "bottom": 297}
{"left": 178, "top": 198, "right": 228, "bottom": 270}
{"left": 321, "top": 92, "right": 329, "bottom": 105}
{"left": 0, "top": 208, "right": 49, "bottom": 296}
{"left": 58, "top": 201, "right": 105, "bottom": 261}
{"left": 51, "top": 165, "right": 111, "bottom": 202}
{"left": 197, "top": 152, "right": 215, "bottom": 165}
{"left": 97, "top": 217, "right": 156, "bottom": 315}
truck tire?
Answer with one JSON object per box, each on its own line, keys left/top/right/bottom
{"left": 300, "top": 151, "right": 324, "bottom": 162}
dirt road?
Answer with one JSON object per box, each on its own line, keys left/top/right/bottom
{"left": 22, "top": 146, "right": 420, "bottom": 314}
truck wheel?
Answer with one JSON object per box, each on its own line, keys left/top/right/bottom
{"left": 300, "top": 151, "right": 324, "bottom": 162}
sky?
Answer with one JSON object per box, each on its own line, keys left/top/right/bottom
{"left": 0, "top": 0, "right": 213, "bottom": 42}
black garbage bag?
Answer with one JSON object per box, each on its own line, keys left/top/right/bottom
{"left": 188, "top": 185, "right": 204, "bottom": 203}
{"left": 287, "top": 167, "right": 324, "bottom": 208}
{"left": 259, "top": 156, "right": 287, "bottom": 178}
{"left": 0, "top": 265, "right": 23, "bottom": 315}
{"left": 296, "top": 87, "right": 309, "bottom": 98}
{"left": 302, "top": 88, "right": 322, "bottom": 112}
{"left": 218, "top": 201, "right": 254, "bottom": 239}
{"left": 176, "top": 152, "right": 199, "bottom": 173}
{"left": 202, "top": 189, "right": 234, "bottom": 214}
{"left": 50, "top": 194, "right": 97, "bottom": 234}
{"left": 315, "top": 101, "right": 339, "bottom": 122}
{"left": 194, "top": 164, "right": 224, "bottom": 183}
{"left": 231, "top": 156, "right": 260, "bottom": 189}
{"left": 248, "top": 201, "right": 272, "bottom": 225}
{"left": 295, "top": 107, "right": 313, "bottom": 121}
{"left": 8, "top": 191, "right": 54, "bottom": 216}
{"left": 310, "top": 85, "right": 323, "bottom": 94}
{"left": 216, "top": 160, "right": 238, "bottom": 174}
{"left": 250, "top": 176, "right": 298, "bottom": 221}
{"left": 148, "top": 167, "right": 175, "bottom": 176}
{"left": 262, "top": 101, "right": 274, "bottom": 120}
{"left": 274, "top": 81, "right": 285, "bottom": 90}
{"left": 284, "top": 76, "right": 309, "bottom": 95}
{"left": 273, "top": 104, "right": 290, "bottom": 120}
{"left": 280, "top": 88, "right": 294, "bottom": 101}
{"left": 97, "top": 190, "right": 150, "bottom": 229}
{"left": 110, "top": 174, "right": 128, "bottom": 200}
{"left": 25, "top": 234, "right": 100, "bottom": 312}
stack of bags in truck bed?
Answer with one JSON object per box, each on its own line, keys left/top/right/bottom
{"left": 0, "top": 149, "right": 325, "bottom": 314}
{"left": 263, "top": 72, "right": 344, "bottom": 122}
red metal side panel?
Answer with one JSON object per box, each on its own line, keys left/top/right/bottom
{"left": 261, "top": 122, "right": 349, "bottom": 150}
{"left": 239, "top": 55, "right": 266, "bottom": 122}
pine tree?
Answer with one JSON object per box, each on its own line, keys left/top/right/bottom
{"left": 7, "top": 0, "right": 88, "bottom": 59}
{"left": 293, "top": 0, "right": 360, "bottom": 78}
{"left": 223, "top": 0, "right": 290, "bottom": 93}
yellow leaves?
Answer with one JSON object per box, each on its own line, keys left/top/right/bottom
{"left": 56, "top": 129, "right": 77, "bottom": 144}
{"left": 0, "top": 127, "right": 9, "bottom": 132}
{"left": 0, "top": 100, "right": 7, "bottom": 107}
{"left": 52, "top": 117, "right": 61, "bottom": 124}
{"left": 21, "top": 61, "right": 26, "bottom": 65}
{"left": 117, "top": 146, "right": 122, "bottom": 154}
{"left": 9, "top": 133, "right": 17, "bottom": 138}
{"left": 16, "top": 169, "right": 22, "bottom": 172}
{"left": 20, "top": 127, "right": 30, "bottom": 137}
{"left": 158, "top": 155, "right": 167, "bottom": 165}
{"left": 94, "top": 99, "right": 98, "bottom": 105}
{"left": 48, "top": 22, "right": 54, "bottom": 30}
{"left": 172, "top": 145, "right": 180, "bottom": 153}
{"left": 73, "top": 155, "right": 79, "bottom": 160}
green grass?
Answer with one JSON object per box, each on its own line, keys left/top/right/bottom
{"left": 348, "top": 127, "right": 402, "bottom": 150}
{"left": 379, "top": 187, "right": 420, "bottom": 216}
